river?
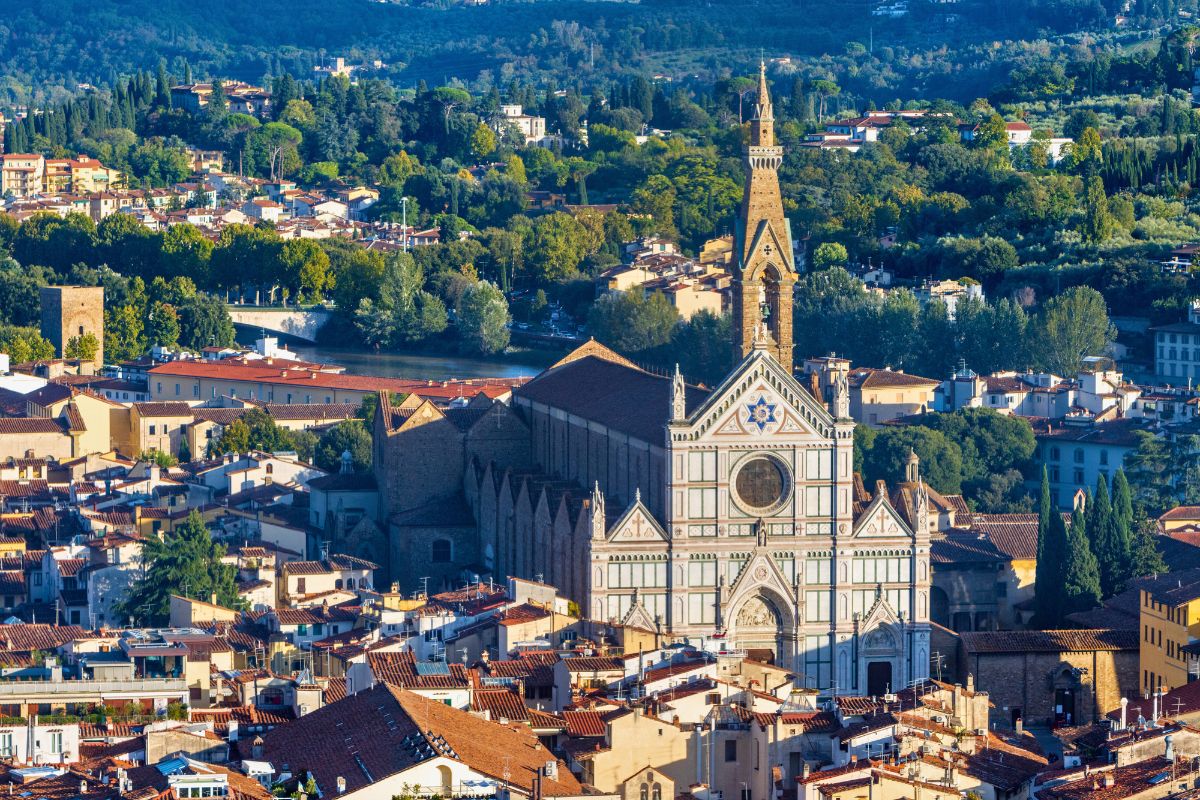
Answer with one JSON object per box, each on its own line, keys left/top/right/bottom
{"left": 290, "top": 345, "right": 552, "bottom": 381}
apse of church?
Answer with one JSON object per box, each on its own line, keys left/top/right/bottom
{"left": 386, "top": 63, "right": 932, "bottom": 697}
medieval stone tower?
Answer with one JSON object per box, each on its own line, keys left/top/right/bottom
{"left": 733, "top": 62, "right": 796, "bottom": 374}
{"left": 40, "top": 285, "right": 104, "bottom": 367}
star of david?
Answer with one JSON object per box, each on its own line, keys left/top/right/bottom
{"left": 745, "top": 395, "right": 777, "bottom": 433}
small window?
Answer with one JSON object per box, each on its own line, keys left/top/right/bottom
{"left": 149, "top": 425, "right": 157, "bottom": 435}
{"left": 725, "top": 740, "right": 737, "bottom": 762}
{"left": 432, "top": 539, "right": 453, "bottom": 563}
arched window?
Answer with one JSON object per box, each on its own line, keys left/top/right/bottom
{"left": 335, "top": 579, "right": 343, "bottom": 590}
{"left": 346, "top": 578, "right": 355, "bottom": 590}
{"left": 432, "top": 539, "right": 453, "bottom": 563}
{"left": 266, "top": 463, "right": 274, "bottom": 474}
{"left": 652, "top": 784, "right": 662, "bottom": 800}
{"left": 640, "top": 785, "right": 649, "bottom": 800}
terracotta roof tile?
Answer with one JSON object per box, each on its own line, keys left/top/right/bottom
{"left": 261, "top": 685, "right": 582, "bottom": 797}
{"left": 960, "top": 629, "right": 1137, "bottom": 654}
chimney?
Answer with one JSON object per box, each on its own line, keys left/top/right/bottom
{"left": 252, "top": 736, "right": 264, "bottom": 760}
{"left": 802, "top": 764, "right": 811, "bottom": 780}
{"left": 210, "top": 592, "right": 218, "bottom": 606}
{"left": 1015, "top": 717, "right": 1023, "bottom": 736}
{"left": 850, "top": 755, "right": 858, "bottom": 765}
{"left": 1166, "top": 735, "right": 1175, "bottom": 762}
{"left": 337, "top": 777, "right": 346, "bottom": 794}
{"left": 966, "top": 674, "right": 974, "bottom": 693}
{"left": 1120, "top": 697, "right": 1129, "bottom": 731}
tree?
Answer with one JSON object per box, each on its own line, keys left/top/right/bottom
{"left": 1080, "top": 176, "right": 1115, "bottom": 243}
{"left": 471, "top": 123, "right": 497, "bottom": 158}
{"left": 456, "top": 280, "right": 510, "bottom": 354}
{"left": 176, "top": 294, "right": 236, "bottom": 350}
{"left": 862, "top": 426, "right": 964, "bottom": 495}
{"left": 812, "top": 242, "right": 849, "bottom": 270}
{"left": 64, "top": 333, "right": 100, "bottom": 362}
{"left": 1113, "top": 469, "right": 1135, "bottom": 548}
{"left": 279, "top": 239, "right": 333, "bottom": 303}
{"left": 1070, "top": 126, "right": 1103, "bottom": 175}
{"left": 0, "top": 325, "right": 55, "bottom": 364}
{"left": 1127, "top": 433, "right": 1200, "bottom": 514}
{"left": 1033, "top": 286, "right": 1115, "bottom": 376}
{"left": 147, "top": 302, "right": 181, "bottom": 348}
{"left": 587, "top": 290, "right": 680, "bottom": 355}
{"left": 524, "top": 212, "right": 590, "bottom": 282}
{"left": 105, "top": 303, "right": 147, "bottom": 363}
{"left": 315, "top": 420, "right": 373, "bottom": 474}
{"left": 1129, "top": 519, "right": 1168, "bottom": 578}
{"left": 1088, "top": 477, "right": 1128, "bottom": 598}
{"left": 1063, "top": 508, "right": 1102, "bottom": 615}
{"left": 115, "top": 511, "right": 243, "bottom": 626}
{"left": 212, "top": 409, "right": 295, "bottom": 456}
{"left": 972, "top": 114, "right": 1011, "bottom": 162}
{"left": 1035, "top": 493, "right": 1068, "bottom": 627}
{"left": 669, "top": 311, "right": 736, "bottom": 387}
{"left": 354, "top": 253, "right": 447, "bottom": 348}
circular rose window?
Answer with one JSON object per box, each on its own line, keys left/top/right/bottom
{"left": 733, "top": 455, "right": 789, "bottom": 513}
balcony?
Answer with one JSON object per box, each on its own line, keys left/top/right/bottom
{"left": 0, "top": 678, "right": 188, "bottom": 701}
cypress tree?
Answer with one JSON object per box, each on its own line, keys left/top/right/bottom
{"left": 1090, "top": 478, "right": 1127, "bottom": 598}
{"left": 1064, "top": 506, "right": 1102, "bottom": 615}
{"left": 1035, "top": 472, "right": 1068, "bottom": 628}
{"left": 1038, "top": 465, "right": 1051, "bottom": 560}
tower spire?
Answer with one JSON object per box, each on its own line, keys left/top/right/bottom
{"left": 733, "top": 61, "right": 795, "bottom": 373}
{"left": 752, "top": 60, "right": 774, "bottom": 147}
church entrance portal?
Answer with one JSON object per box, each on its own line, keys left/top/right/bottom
{"left": 731, "top": 594, "right": 783, "bottom": 663}
{"left": 867, "top": 661, "right": 892, "bottom": 697}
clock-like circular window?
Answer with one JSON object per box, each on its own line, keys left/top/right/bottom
{"left": 733, "top": 454, "right": 790, "bottom": 513}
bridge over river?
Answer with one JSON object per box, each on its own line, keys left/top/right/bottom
{"left": 226, "top": 306, "right": 334, "bottom": 343}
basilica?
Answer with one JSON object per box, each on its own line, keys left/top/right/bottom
{"left": 369, "top": 65, "right": 932, "bottom": 696}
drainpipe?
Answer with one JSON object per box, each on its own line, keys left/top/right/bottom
{"left": 700, "top": 714, "right": 710, "bottom": 796}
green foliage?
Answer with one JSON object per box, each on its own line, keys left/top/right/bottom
{"left": 354, "top": 253, "right": 448, "bottom": 348}
{"left": 456, "top": 280, "right": 510, "bottom": 355}
{"left": 140, "top": 450, "right": 179, "bottom": 468}
{"left": 147, "top": 301, "right": 181, "bottom": 348}
{"left": 211, "top": 409, "right": 297, "bottom": 457}
{"left": 1032, "top": 286, "right": 1115, "bottom": 376}
{"left": 1087, "top": 476, "right": 1129, "bottom": 598}
{"left": 812, "top": 242, "right": 849, "bottom": 270}
{"left": 315, "top": 420, "right": 373, "bottom": 474}
{"left": 587, "top": 290, "right": 680, "bottom": 355}
{"left": 1063, "top": 506, "right": 1102, "bottom": 615}
{"left": 1125, "top": 432, "right": 1200, "bottom": 515}
{"left": 860, "top": 426, "right": 963, "bottom": 495}
{"left": 1130, "top": 519, "right": 1168, "bottom": 578}
{"left": 0, "top": 325, "right": 55, "bottom": 364}
{"left": 64, "top": 333, "right": 99, "bottom": 362}
{"left": 115, "top": 511, "right": 243, "bottom": 626}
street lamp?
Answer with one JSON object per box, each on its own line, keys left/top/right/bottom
{"left": 401, "top": 196, "right": 409, "bottom": 252}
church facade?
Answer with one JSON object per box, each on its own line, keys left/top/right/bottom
{"left": 371, "top": 65, "right": 931, "bottom": 695}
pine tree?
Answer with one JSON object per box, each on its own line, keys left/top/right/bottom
{"left": 1064, "top": 507, "right": 1102, "bottom": 615}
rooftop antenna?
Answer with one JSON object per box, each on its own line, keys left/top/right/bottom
{"left": 419, "top": 576, "right": 430, "bottom": 599}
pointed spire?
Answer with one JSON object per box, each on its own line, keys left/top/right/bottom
{"left": 590, "top": 481, "right": 606, "bottom": 541}
{"left": 671, "top": 363, "right": 687, "bottom": 422}
{"left": 751, "top": 61, "right": 774, "bottom": 148}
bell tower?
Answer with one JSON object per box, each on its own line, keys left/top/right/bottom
{"left": 733, "top": 62, "right": 796, "bottom": 373}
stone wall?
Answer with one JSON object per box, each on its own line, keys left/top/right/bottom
{"left": 39, "top": 285, "right": 104, "bottom": 366}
